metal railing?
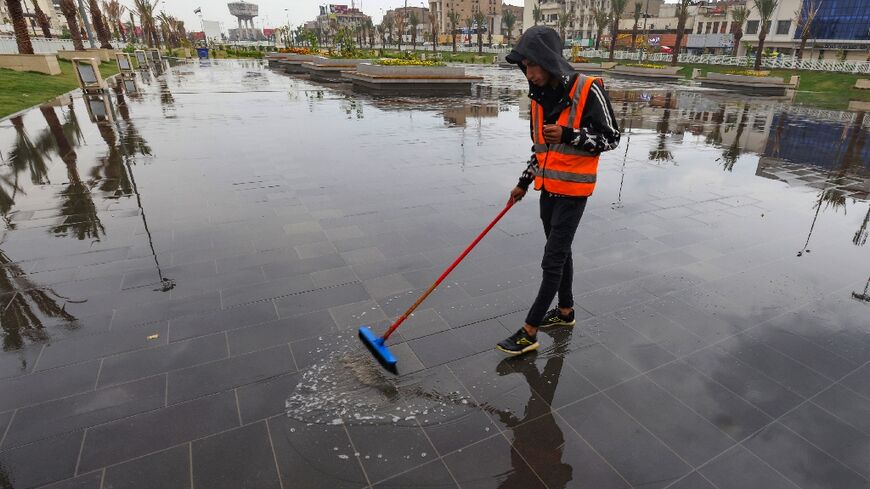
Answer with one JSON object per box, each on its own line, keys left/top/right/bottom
{"left": 577, "top": 48, "right": 870, "bottom": 74}
{"left": 0, "top": 36, "right": 128, "bottom": 55}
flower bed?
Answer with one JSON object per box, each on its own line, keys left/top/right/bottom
{"left": 375, "top": 59, "right": 446, "bottom": 67}
{"left": 279, "top": 47, "right": 312, "bottom": 55}
{"left": 725, "top": 70, "right": 771, "bottom": 77}
{"left": 623, "top": 63, "right": 669, "bottom": 69}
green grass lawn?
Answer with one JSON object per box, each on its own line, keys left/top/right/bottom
{"left": 0, "top": 59, "right": 120, "bottom": 118}
{"left": 584, "top": 56, "right": 869, "bottom": 110}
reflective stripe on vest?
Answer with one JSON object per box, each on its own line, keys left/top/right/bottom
{"left": 530, "top": 75, "right": 601, "bottom": 197}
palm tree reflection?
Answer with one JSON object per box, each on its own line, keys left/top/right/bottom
{"left": 721, "top": 103, "right": 751, "bottom": 172}
{"left": 649, "top": 93, "right": 673, "bottom": 163}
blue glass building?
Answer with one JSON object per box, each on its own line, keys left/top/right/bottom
{"left": 798, "top": 0, "right": 870, "bottom": 40}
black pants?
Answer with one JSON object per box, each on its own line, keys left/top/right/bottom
{"left": 525, "top": 191, "right": 587, "bottom": 327}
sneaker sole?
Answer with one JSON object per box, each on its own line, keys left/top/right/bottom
{"left": 496, "top": 342, "right": 540, "bottom": 355}
{"left": 538, "top": 320, "right": 576, "bottom": 328}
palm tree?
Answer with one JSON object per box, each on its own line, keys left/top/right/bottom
{"left": 87, "top": 0, "right": 112, "bottom": 48}
{"left": 448, "top": 9, "right": 460, "bottom": 52}
{"left": 102, "top": 0, "right": 126, "bottom": 41}
{"left": 428, "top": 11, "right": 438, "bottom": 54}
{"left": 366, "top": 18, "right": 375, "bottom": 48}
{"left": 59, "top": 0, "right": 85, "bottom": 50}
{"left": 671, "top": 0, "right": 691, "bottom": 65}
{"left": 630, "top": 1, "right": 642, "bottom": 50}
{"left": 752, "top": 0, "right": 779, "bottom": 70}
{"left": 4, "top": 0, "right": 35, "bottom": 54}
{"left": 591, "top": 4, "right": 609, "bottom": 50}
{"left": 474, "top": 11, "right": 486, "bottom": 54}
{"left": 33, "top": 1, "right": 52, "bottom": 38}
{"left": 133, "top": 0, "right": 158, "bottom": 48}
{"left": 794, "top": 0, "right": 821, "bottom": 63}
{"left": 730, "top": 5, "right": 749, "bottom": 56}
{"left": 409, "top": 11, "right": 419, "bottom": 50}
{"left": 532, "top": 2, "right": 542, "bottom": 26}
{"left": 608, "top": 0, "right": 627, "bottom": 59}
{"left": 464, "top": 16, "right": 473, "bottom": 49}
{"left": 503, "top": 9, "right": 516, "bottom": 45}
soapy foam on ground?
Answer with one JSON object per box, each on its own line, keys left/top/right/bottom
{"left": 285, "top": 333, "right": 476, "bottom": 427}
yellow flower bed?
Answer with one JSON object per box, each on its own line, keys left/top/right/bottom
{"left": 624, "top": 63, "right": 667, "bottom": 69}
{"left": 725, "top": 70, "right": 771, "bottom": 77}
{"left": 279, "top": 47, "right": 312, "bottom": 55}
{"left": 375, "top": 58, "right": 446, "bottom": 67}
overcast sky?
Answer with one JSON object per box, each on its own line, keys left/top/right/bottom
{"left": 159, "top": 0, "right": 522, "bottom": 33}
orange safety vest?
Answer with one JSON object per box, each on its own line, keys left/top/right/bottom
{"left": 530, "top": 75, "right": 600, "bottom": 197}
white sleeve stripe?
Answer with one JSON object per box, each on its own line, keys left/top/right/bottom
{"left": 590, "top": 83, "right": 615, "bottom": 133}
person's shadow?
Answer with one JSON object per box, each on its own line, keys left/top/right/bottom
{"left": 491, "top": 327, "right": 575, "bottom": 489}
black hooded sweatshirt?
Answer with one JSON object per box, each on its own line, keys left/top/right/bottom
{"left": 506, "top": 26, "right": 621, "bottom": 192}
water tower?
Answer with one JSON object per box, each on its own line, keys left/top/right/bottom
{"left": 228, "top": 1, "right": 259, "bottom": 40}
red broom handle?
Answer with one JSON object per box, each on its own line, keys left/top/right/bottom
{"left": 381, "top": 199, "right": 515, "bottom": 341}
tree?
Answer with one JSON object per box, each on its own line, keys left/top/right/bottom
{"left": 428, "top": 11, "right": 437, "bottom": 54}
{"left": 630, "top": 1, "right": 642, "bottom": 50}
{"left": 103, "top": 0, "right": 126, "bottom": 41}
{"left": 4, "top": 0, "right": 35, "bottom": 54}
{"left": 591, "top": 4, "right": 609, "bottom": 50}
{"left": 377, "top": 22, "right": 386, "bottom": 47}
{"left": 558, "top": 6, "right": 574, "bottom": 42}
{"left": 382, "top": 13, "right": 394, "bottom": 46}
{"left": 33, "top": 1, "right": 52, "bottom": 38}
{"left": 366, "top": 18, "right": 375, "bottom": 48}
{"left": 608, "top": 0, "right": 628, "bottom": 60}
{"left": 671, "top": 0, "right": 691, "bottom": 65}
{"left": 133, "top": 0, "right": 158, "bottom": 48}
{"left": 503, "top": 9, "right": 516, "bottom": 45}
{"left": 752, "top": 0, "right": 779, "bottom": 70}
{"left": 409, "top": 11, "right": 419, "bottom": 50}
{"left": 394, "top": 10, "right": 405, "bottom": 50}
{"left": 88, "top": 0, "right": 112, "bottom": 48}
{"left": 474, "top": 11, "right": 486, "bottom": 54}
{"left": 795, "top": 0, "right": 822, "bottom": 63}
{"left": 730, "top": 5, "right": 749, "bottom": 56}
{"left": 59, "top": 0, "right": 85, "bottom": 50}
{"left": 464, "top": 16, "right": 473, "bottom": 47}
{"left": 532, "top": 2, "right": 542, "bottom": 25}
{"left": 448, "top": 9, "right": 460, "bottom": 52}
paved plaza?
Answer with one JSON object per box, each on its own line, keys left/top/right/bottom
{"left": 0, "top": 59, "right": 868, "bottom": 488}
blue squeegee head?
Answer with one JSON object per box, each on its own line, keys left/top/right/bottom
{"left": 358, "top": 326, "right": 398, "bottom": 373}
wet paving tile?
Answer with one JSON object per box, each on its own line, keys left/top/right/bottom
{"left": 442, "top": 434, "right": 545, "bottom": 489}
{"left": 78, "top": 391, "right": 239, "bottom": 472}
{"left": 0, "top": 360, "right": 101, "bottom": 412}
{"left": 743, "top": 422, "right": 870, "bottom": 489}
{"left": 345, "top": 423, "right": 435, "bottom": 483}
{"left": 168, "top": 301, "right": 278, "bottom": 341}
{"left": 167, "top": 344, "right": 294, "bottom": 404}
{"left": 103, "top": 444, "right": 190, "bottom": 489}
{"left": 780, "top": 402, "right": 870, "bottom": 479}
{"left": 372, "top": 459, "right": 458, "bottom": 489}
{"left": 39, "top": 472, "right": 104, "bottom": 489}
{"left": 606, "top": 375, "right": 735, "bottom": 466}
{"left": 0, "top": 431, "right": 83, "bottom": 488}
{"left": 557, "top": 393, "right": 691, "bottom": 489}
{"left": 36, "top": 322, "right": 169, "bottom": 371}
{"left": 3, "top": 375, "right": 165, "bottom": 449}
{"left": 698, "top": 445, "right": 800, "bottom": 489}
{"left": 274, "top": 282, "right": 371, "bottom": 317}
{"left": 267, "top": 416, "right": 368, "bottom": 489}
{"left": 192, "top": 421, "right": 281, "bottom": 489}
{"left": 97, "top": 333, "right": 228, "bottom": 387}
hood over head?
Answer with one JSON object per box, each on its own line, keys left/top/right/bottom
{"left": 505, "top": 26, "right": 574, "bottom": 79}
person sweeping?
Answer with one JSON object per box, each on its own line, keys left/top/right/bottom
{"left": 496, "top": 26, "right": 621, "bottom": 355}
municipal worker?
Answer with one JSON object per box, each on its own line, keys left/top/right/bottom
{"left": 497, "top": 26, "right": 621, "bottom": 355}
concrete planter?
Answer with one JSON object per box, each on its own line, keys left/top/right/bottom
{"left": 303, "top": 57, "right": 373, "bottom": 83}
{"left": 356, "top": 63, "right": 466, "bottom": 78}
{"left": 706, "top": 72, "right": 783, "bottom": 85}
{"left": 345, "top": 63, "right": 482, "bottom": 95}
{"left": 612, "top": 65, "right": 682, "bottom": 80}
{"left": 280, "top": 54, "right": 317, "bottom": 74}
{"left": 853, "top": 79, "right": 870, "bottom": 90}
{"left": 569, "top": 62, "right": 613, "bottom": 73}
{"left": 57, "top": 50, "right": 101, "bottom": 64}
{"left": 0, "top": 53, "right": 61, "bottom": 75}
{"left": 698, "top": 71, "right": 794, "bottom": 96}
{"left": 86, "top": 48, "right": 113, "bottom": 62}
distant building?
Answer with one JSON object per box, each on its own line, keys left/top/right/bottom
{"left": 429, "top": 0, "right": 502, "bottom": 44}
{"left": 385, "top": 6, "right": 431, "bottom": 43}
{"left": 740, "top": 0, "right": 870, "bottom": 60}
{"left": 1, "top": 0, "right": 63, "bottom": 36}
